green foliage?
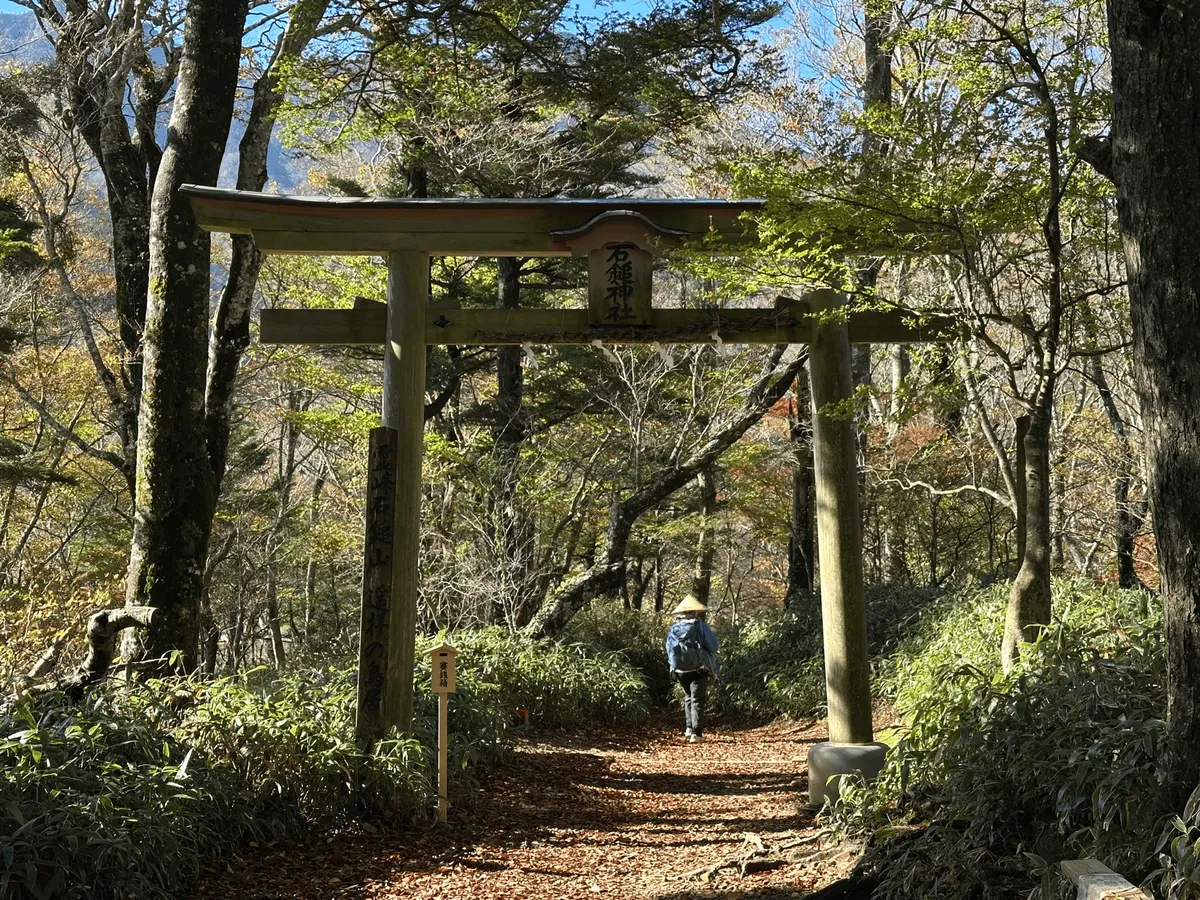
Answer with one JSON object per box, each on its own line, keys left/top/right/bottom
{"left": 564, "top": 602, "right": 674, "bottom": 704}
{"left": 717, "top": 585, "right": 944, "bottom": 719}
{"left": 428, "top": 627, "right": 651, "bottom": 727}
{"left": 0, "top": 671, "right": 429, "bottom": 900}
{"left": 830, "top": 582, "right": 1173, "bottom": 900}
{"left": 1156, "top": 785, "right": 1200, "bottom": 900}
{"left": 0, "top": 628, "right": 648, "bottom": 899}
{"left": 0, "top": 198, "right": 39, "bottom": 270}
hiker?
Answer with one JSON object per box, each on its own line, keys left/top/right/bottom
{"left": 665, "top": 594, "right": 719, "bottom": 743}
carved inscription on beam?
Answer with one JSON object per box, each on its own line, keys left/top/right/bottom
{"left": 589, "top": 245, "right": 652, "bottom": 325}
{"left": 260, "top": 306, "right": 955, "bottom": 346}
{"left": 553, "top": 210, "right": 687, "bottom": 327}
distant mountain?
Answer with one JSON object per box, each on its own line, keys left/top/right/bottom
{"left": 0, "top": 10, "right": 306, "bottom": 192}
{"left": 0, "top": 11, "right": 49, "bottom": 63}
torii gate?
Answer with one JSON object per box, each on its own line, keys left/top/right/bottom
{"left": 183, "top": 185, "right": 949, "bottom": 801}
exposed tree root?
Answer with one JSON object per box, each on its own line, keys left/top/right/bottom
{"left": 682, "top": 831, "right": 791, "bottom": 882}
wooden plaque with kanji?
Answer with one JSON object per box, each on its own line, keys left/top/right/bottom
{"left": 431, "top": 644, "right": 457, "bottom": 694}
{"left": 587, "top": 244, "right": 652, "bottom": 326}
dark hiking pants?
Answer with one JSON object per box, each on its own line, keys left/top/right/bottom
{"left": 678, "top": 672, "right": 708, "bottom": 736}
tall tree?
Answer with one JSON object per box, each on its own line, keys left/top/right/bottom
{"left": 126, "top": 0, "right": 330, "bottom": 664}
{"left": 12, "top": 0, "right": 334, "bottom": 664}
{"left": 121, "top": 0, "right": 250, "bottom": 662}
{"left": 1091, "top": 0, "right": 1200, "bottom": 799}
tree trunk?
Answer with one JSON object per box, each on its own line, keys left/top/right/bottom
{"left": 50, "top": 5, "right": 155, "bottom": 480}
{"left": 654, "top": 552, "right": 665, "bottom": 612}
{"left": 881, "top": 344, "right": 910, "bottom": 583}
{"left": 303, "top": 472, "right": 326, "bottom": 642}
{"left": 199, "top": 530, "right": 235, "bottom": 676}
{"left": 1014, "top": 414, "right": 1029, "bottom": 566}
{"left": 491, "top": 256, "right": 535, "bottom": 626}
{"left": 849, "top": 0, "right": 891, "bottom": 540}
{"left": 28, "top": 607, "right": 159, "bottom": 702}
{"left": 1114, "top": 470, "right": 1142, "bottom": 590}
{"left": 1089, "top": 354, "right": 1144, "bottom": 589}
{"left": 230, "top": 588, "right": 246, "bottom": 670}
{"left": 1001, "top": 408, "right": 1053, "bottom": 671}
{"left": 1103, "top": 0, "right": 1200, "bottom": 798}
{"left": 690, "top": 467, "right": 718, "bottom": 606}
{"left": 201, "top": 622, "right": 220, "bottom": 676}
{"left": 265, "top": 559, "right": 287, "bottom": 670}
{"left": 263, "top": 389, "right": 300, "bottom": 669}
{"left": 1052, "top": 466, "right": 1066, "bottom": 569}
{"left": 931, "top": 345, "right": 964, "bottom": 435}
{"left": 928, "top": 494, "right": 940, "bottom": 586}
{"left": 122, "top": 0, "right": 249, "bottom": 668}
{"left": 786, "top": 369, "right": 815, "bottom": 604}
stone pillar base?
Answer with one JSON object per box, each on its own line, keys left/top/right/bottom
{"left": 807, "top": 740, "right": 889, "bottom": 807}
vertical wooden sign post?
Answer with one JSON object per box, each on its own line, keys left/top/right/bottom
{"left": 430, "top": 643, "right": 457, "bottom": 824}
{"left": 356, "top": 426, "right": 398, "bottom": 744}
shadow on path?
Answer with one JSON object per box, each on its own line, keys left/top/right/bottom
{"left": 189, "top": 710, "right": 848, "bottom": 900}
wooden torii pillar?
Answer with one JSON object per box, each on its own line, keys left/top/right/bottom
{"left": 182, "top": 186, "right": 950, "bottom": 786}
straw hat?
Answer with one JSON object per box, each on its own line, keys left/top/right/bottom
{"left": 672, "top": 594, "right": 708, "bottom": 615}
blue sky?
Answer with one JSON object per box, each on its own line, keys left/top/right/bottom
{"left": 1, "top": 0, "right": 789, "bottom": 25}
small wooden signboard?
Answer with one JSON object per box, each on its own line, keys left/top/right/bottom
{"left": 431, "top": 643, "right": 457, "bottom": 694}
{"left": 430, "top": 643, "right": 458, "bottom": 823}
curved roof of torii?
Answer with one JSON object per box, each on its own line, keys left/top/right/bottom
{"left": 180, "top": 185, "right": 765, "bottom": 257}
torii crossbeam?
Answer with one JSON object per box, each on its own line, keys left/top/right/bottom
{"left": 184, "top": 185, "right": 951, "bottom": 800}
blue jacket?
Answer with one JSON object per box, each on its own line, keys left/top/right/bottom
{"left": 665, "top": 616, "right": 719, "bottom": 677}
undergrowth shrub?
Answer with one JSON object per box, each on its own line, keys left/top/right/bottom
{"left": 0, "top": 669, "right": 432, "bottom": 900}
{"left": 830, "top": 581, "right": 1177, "bottom": 900}
{"left": 717, "top": 585, "right": 943, "bottom": 719}
{"left": 0, "top": 627, "right": 648, "bottom": 899}
{"left": 1158, "top": 784, "right": 1200, "bottom": 900}
{"left": 438, "top": 626, "right": 651, "bottom": 725}
{"left": 565, "top": 602, "right": 674, "bottom": 704}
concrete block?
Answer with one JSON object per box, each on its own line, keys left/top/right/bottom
{"left": 1061, "top": 859, "right": 1151, "bottom": 899}
{"left": 808, "top": 740, "right": 889, "bottom": 807}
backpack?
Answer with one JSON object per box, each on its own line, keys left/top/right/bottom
{"left": 668, "top": 619, "right": 709, "bottom": 673}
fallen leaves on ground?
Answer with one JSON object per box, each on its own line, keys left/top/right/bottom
{"left": 190, "top": 710, "right": 858, "bottom": 900}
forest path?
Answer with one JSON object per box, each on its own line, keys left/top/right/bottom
{"left": 192, "top": 710, "right": 857, "bottom": 900}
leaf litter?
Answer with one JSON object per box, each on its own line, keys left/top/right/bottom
{"left": 189, "top": 710, "right": 856, "bottom": 899}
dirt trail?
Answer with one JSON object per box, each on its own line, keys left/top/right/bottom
{"left": 192, "top": 711, "right": 856, "bottom": 900}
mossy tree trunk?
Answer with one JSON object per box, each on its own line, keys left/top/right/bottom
{"left": 122, "top": 0, "right": 329, "bottom": 668}
{"left": 122, "top": 0, "right": 249, "bottom": 667}
{"left": 1099, "top": 0, "right": 1200, "bottom": 798}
